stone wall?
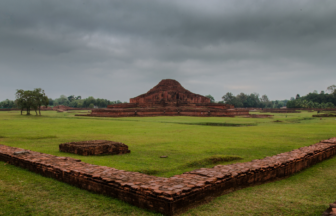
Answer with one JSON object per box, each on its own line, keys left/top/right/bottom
{"left": 1, "top": 138, "right": 336, "bottom": 215}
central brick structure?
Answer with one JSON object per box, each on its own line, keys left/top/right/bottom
{"left": 78, "top": 79, "right": 250, "bottom": 117}
{"left": 1, "top": 138, "right": 336, "bottom": 215}
{"left": 59, "top": 140, "right": 130, "bottom": 156}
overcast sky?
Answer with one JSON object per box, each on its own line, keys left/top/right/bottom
{"left": 1, "top": 0, "right": 335, "bottom": 102}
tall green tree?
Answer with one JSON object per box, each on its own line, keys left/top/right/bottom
{"left": 33, "top": 88, "right": 49, "bottom": 115}
{"left": 15, "top": 89, "right": 49, "bottom": 115}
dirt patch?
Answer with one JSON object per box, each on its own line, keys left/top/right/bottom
{"left": 19, "top": 135, "right": 57, "bottom": 139}
{"left": 138, "top": 155, "right": 242, "bottom": 175}
{"left": 171, "top": 122, "right": 257, "bottom": 127}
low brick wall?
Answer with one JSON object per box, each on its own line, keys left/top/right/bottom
{"left": 1, "top": 138, "right": 336, "bottom": 215}
{"left": 59, "top": 140, "right": 130, "bottom": 156}
{"left": 77, "top": 107, "right": 249, "bottom": 118}
{"left": 313, "top": 114, "right": 336, "bottom": 118}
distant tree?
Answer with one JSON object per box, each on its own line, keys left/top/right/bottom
{"left": 33, "top": 88, "right": 49, "bottom": 115}
{"left": 313, "top": 90, "right": 318, "bottom": 94}
{"left": 58, "top": 95, "right": 69, "bottom": 105}
{"left": 88, "top": 103, "right": 94, "bottom": 108}
{"left": 222, "top": 92, "right": 242, "bottom": 107}
{"left": 205, "top": 95, "right": 215, "bottom": 103}
{"left": 327, "top": 85, "right": 336, "bottom": 94}
{"left": 75, "top": 96, "right": 82, "bottom": 100}
{"left": 68, "top": 95, "right": 75, "bottom": 102}
{"left": 0, "top": 99, "right": 16, "bottom": 108}
{"left": 296, "top": 94, "right": 300, "bottom": 99}
{"left": 48, "top": 98, "right": 54, "bottom": 106}
{"left": 326, "top": 102, "right": 335, "bottom": 108}
{"left": 15, "top": 89, "right": 49, "bottom": 115}
{"left": 290, "top": 97, "right": 295, "bottom": 101}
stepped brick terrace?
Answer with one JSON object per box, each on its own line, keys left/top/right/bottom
{"left": 59, "top": 140, "right": 130, "bottom": 156}
{"left": 77, "top": 79, "right": 250, "bottom": 117}
{"left": 1, "top": 138, "right": 336, "bottom": 215}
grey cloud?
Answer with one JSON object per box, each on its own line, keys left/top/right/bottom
{"left": 0, "top": 0, "right": 336, "bottom": 101}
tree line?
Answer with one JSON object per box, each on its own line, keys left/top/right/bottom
{"left": 205, "top": 84, "right": 336, "bottom": 108}
{"left": 220, "top": 92, "right": 287, "bottom": 108}
{"left": 0, "top": 90, "right": 124, "bottom": 114}
{"left": 2, "top": 85, "right": 335, "bottom": 111}
{"left": 286, "top": 85, "right": 336, "bottom": 108}
{"left": 48, "top": 95, "right": 123, "bottom": 108}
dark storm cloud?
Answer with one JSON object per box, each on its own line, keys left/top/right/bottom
{"left": 1, "top": 0, "right": 335, "bottom": 101}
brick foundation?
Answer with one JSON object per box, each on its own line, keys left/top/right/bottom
{"left": 1, "top": 138, "right": 336, "bottom": 215}
{"left": 78, "top": 107, "right": 249, "bottom": 118}
{"left": 59, "top": 140, "right": 130, "bottom": 156}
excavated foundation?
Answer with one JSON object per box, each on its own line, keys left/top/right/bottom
{"left": 59, "top": 140, "right": 130, "bottom": 156}
{"left": 1, "top": 138, "right": 336, "bottom": 215}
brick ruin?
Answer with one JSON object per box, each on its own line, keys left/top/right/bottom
{"left": 323, "top": 201, "right": 336, "bottom": 215}
{"left": 59, "top": 140, "right": 130, "bottom": 156}
{"left": 78, "top": 79, "right": 250, "bottom": 117}
{"left": 1, "top": 137, "right": 336, "bottom": 215}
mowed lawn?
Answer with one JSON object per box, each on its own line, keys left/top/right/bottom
{"left": 0, "top": 110, "right": 336, "bottom": 215}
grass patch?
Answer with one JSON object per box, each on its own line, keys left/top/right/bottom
{"left": 0, "top": 135, "right": 7, "bottom": 138}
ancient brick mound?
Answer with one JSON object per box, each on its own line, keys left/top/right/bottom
{"left": 78, "top": 79, "right": 253, "bottom": 118}
{"left": 323, "top": 202, "right": 336, "bottom": 215}
{"left": 59, "top": 140, "right": 130, "bottom": 156}
{"left": 1, "top": 138, "right": 336, "bottom": 215}
{"left": 130, "top": 79, "right": 210, "bottom": 104}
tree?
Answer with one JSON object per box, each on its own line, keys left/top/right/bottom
{"left": 15, "top": 90, "right": 26, "bottom": 115}
{"left": 327, "top": 85, "right": 336, "bottom": 94}
{"left": 48, "top": 98, "right": 54, "bottom": 106}
{"left": 296, "top": 94, "right": 300, "bottom": 99}
{"left": 205, "top": 95, "right": 215, "bottom": 103}
{"left": 15, "top": 88, "right": 49, "bottom": 115}
{"left": 0, "top": 99, "right": 16, "bottom": 108}
{"left": 68, "top": 95, "right": 75, "bottom": 102}
{"left": 33, "top": 88, "right": 49, "bottom": 115}
{"left": 222, "top": 92, "right": 242, "bottom": 107}
{"left": 326, "top": 102, "right": 335, "bottom": 108}
{"left": 88, "top": 103, "right": 94, "bottom": 108}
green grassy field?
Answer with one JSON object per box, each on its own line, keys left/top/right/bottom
{"left": 0, "top": 110, "right": 336, "bottom": 215}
